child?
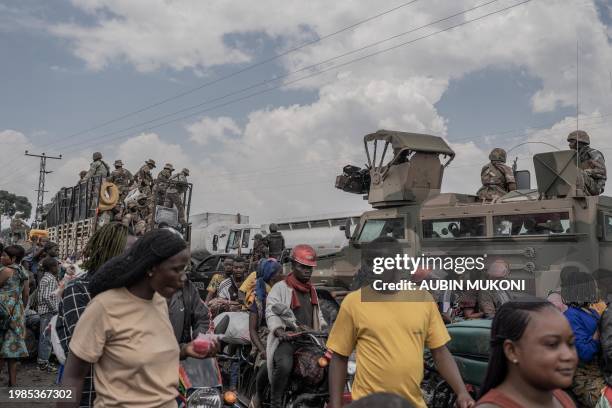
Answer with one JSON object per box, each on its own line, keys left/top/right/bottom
{"left": 36, "top": 257, "right": 60, "bottom": 372}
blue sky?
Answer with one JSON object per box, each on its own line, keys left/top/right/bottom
{"left": 1, "top": 0, "right": 612, "bottom": 223}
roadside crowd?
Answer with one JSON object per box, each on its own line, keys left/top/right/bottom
{"left": 1, "top": 227, "right": 612, "bottom": 408}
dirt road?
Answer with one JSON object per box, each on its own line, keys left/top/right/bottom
{"left": 1, "top": 360, "right": 58, "bottom": 408}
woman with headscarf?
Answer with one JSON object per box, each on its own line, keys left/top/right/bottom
{"left": 59, "top": 229, "right": 218, "bottom": 408}
{"left": 560, "top": 267, "right": 605, "bottom": 407}
{"left": 248, "top": 258, "right": 283, "bottom": 408}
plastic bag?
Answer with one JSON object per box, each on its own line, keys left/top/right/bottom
{"left": 213, "top": 312, "right": 250, "bottom": 345}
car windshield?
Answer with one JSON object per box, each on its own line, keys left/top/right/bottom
{"left": 357, "top": 218, "right": 405, "bottom": 242}
{"left": 493, "top": 212, "right": 571, "bottom": 235}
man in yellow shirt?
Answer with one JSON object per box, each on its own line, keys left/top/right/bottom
{"left": 326, "top": 237, "right": 474, "bottom": 408}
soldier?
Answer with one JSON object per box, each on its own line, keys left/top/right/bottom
{"left": 568, "top": 130, "right": 607, "bottom": 196}
{"left": 85, "top": 152, "right": 110, "bottom": 179}
{"left": 476, "top": 148, "right": 516, "bottom": 201}
{"left": 78, "top": 170, "right": 87, "bottom": 184}
{"left": 108, "top": 159, "right": 134, "bottom": 203}
{"left": 155, "top": 163, "right": 174, "bottom": 205}
{"left": 263, "top": 223, "right": 285, "bottom": 260}
{"left": 134, "top": 159, "right": 156, "bottom": 195}
{"left": 164, "top": 168, "right": 189, "bottom": 226}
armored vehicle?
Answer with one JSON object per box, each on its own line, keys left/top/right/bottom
{"left": 315, "top": 129, "right": 612, "bottom": 297}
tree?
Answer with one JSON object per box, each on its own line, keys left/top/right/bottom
{"left": 0, "top": 190, "right": 32, "bottom": 219}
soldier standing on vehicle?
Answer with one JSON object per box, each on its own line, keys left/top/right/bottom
{"left": 476, "top": 148, "right": 516, "bottom": 201}
{"left": 568, "top": 130, "right": 607, "bottom": 195}
{"left": 85, "top": 152, "right": 110, "bottom": 179}
{"left": 155, "top": 163, "right": 174, "bottom": 205}
{"left": 134, "top": 159, "right": 156, "bottom": 196}
{"left": 164, "top": 168, "right": 189, "bottom": 226}
{"left": 78, "top": 170, "right": 87, "bottom": 184}
{"left": 263, "top": 224, "right": 285, "bottom": 260}
{"left": 108, "top": 160, "right": 133, "bottom": 203}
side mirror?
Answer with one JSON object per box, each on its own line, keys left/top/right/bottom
{"left": 343, "top": 218, "right": 351, "bottom": 240}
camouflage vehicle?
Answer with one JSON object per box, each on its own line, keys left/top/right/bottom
{"left": 315, "top": 129, "right": 612, "bottom": 297}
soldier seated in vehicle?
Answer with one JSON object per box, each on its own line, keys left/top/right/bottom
{"left": 568, "top": 130, "right": 607, "bottom": 196}
{"left": 476, "top": 148, "right": 516, "bottom": 201}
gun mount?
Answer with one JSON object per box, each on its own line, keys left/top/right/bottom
{"left": 335, "top": 130, "right": 455, "bottom": 208}
{"left": 533, "top": 150, "right": 587, "bottom": 199}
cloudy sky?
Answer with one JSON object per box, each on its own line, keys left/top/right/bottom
{"left": 1, "top": 0, "right": 611, "bottom": 224}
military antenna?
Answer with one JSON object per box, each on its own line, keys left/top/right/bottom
{"left": 576, "top": 37, "right": 580, "bottom": 170}
{"left": 24, "top": 151, "right": 62, "bottom": 227}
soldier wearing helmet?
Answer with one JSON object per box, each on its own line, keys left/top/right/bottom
{"left": 108, "top": 159, "right": 134, "bottom": 203}
{"left": 154, "top": 163, "right": 174, "bottom": 205}
{"left": 164, "top": 167, "right": 190, "bottom": 226}
{"left": 476, "top": 148, "right": 516, "bottom": 201}
{"left": 134, "top": 159, "right": 156, "bottom": 196}
{"left": 78, "top": 170, "right": 88, "bottom": 183}
{"left": 567, "top": 130, "right": 606, "bottom": 195}
{"left": 266, "top": 244, "right": 326, "bottom": 408}
{"left": 263, "top": 223, "right": 286, "bottom": 260}
{"left": 85, "top": 151, "right": 110, "bottom": 180}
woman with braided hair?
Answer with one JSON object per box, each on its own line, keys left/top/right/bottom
{"left": 56, "top": 222, "right": 135, "bottom": 407}
{"left": 476, "top": 300, "right": 577, "bottom": 407}
{"left": 59, "top": 228, "right": 217, "bottom": 408}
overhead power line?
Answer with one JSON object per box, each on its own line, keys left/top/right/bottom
{"left": 45, "top": 0, "right": 521, "bottom": 156}
{"left": 33, "top": 0, "right": 423, "bottom": 150}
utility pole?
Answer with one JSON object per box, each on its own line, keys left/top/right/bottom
{"left": 25, "top": 151, "right": 62, "bottom": 227}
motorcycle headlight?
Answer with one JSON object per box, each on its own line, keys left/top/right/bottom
{"left": 187, "top": 387, "right": 222, "bottom": 408}
{"left": 347, "top": 361, "right": 357, "bottom": 376}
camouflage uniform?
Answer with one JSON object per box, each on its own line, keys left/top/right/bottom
{"left": 108, "top": 160, "right": 134, "bottom": 203}
{"left": 134, "top": 159, "right": 156, "bottom": 195}
{"left": 569, "top": 131, "right": 607, "bottom": 196}
{"left": 85, "top": 152, "right": 110, "bottom": 179}
{"left": 155, "top": 164, "right": 174, "bottom": 205}
{"left": 164, "top": 168, "right": 189, "bottom": 225}
{"left": 476, "top": 148, "right": 516, "bottom": 201}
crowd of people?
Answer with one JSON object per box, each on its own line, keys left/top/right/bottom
{"left": 3, "top": 225, "right": 612, "bottom": 408}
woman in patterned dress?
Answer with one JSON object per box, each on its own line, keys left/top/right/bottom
{"left": 0, "top": 245, "right": 29, "bottom": 386}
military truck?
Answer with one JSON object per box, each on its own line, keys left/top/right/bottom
{"left": 314, "top": 129, "right": 612, "bottom": 297}
{"left": 44, "top": 175, "right": 193, "bottom": 259}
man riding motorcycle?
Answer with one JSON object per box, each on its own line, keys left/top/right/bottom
{"left": 265, "top": 245, "right": 326, "bottom": 408}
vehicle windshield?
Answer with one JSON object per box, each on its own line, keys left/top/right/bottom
{"left": 357, "top": 218, "right": 405, "bottom": 242}
{"left": 493, "top": 212, "right": 571, "bottom": 235}
{"left": 422, "top": 217, "right": 486, "bottom": 239}
{"left": 226, "top": 230, "right": 241, "bottom": 251}
{"left": 242, "top": 229, "right": 251, "bottom": 248}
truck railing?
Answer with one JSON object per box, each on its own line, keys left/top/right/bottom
{"left": 45, "top": 176, "right": 103, "bottom": 228}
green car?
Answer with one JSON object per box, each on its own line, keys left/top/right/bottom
{"left": 423, "top": 319, "right": 491, "bottom": 407}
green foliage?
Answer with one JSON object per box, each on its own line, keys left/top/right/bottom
{"left": 0, "top": 190, "right": 32, "bottom": 219}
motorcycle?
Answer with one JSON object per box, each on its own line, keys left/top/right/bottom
{"left": 421, "top": 319, "right": 492, "bottom": 407}
{"left": 178, "top": 356, "right": 243, "bottom": 408}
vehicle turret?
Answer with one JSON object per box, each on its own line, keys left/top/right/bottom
{"left": 335, "top": 130, "right": 455, "bottom": 208}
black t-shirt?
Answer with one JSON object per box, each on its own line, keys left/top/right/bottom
{"left": 293, "top": 291, "right": 313, "bottom": 328}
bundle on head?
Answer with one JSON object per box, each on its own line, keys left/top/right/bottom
{"left": 88, "top": 228, "right": 187, "bottom": 297}
{"left": 479, "top": 299, "right": 556, "bottom": 398}
{"left": 81, "top": 222, "right": 129, "bottom": 275}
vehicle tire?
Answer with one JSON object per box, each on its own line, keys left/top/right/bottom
{"left": 98, "top": 181, "right": 119, "bottom": 210}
